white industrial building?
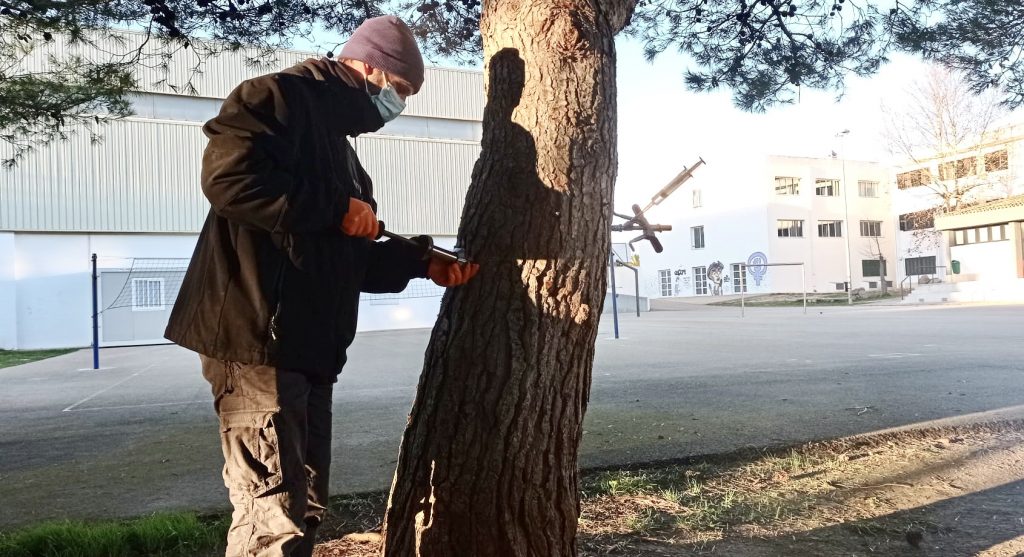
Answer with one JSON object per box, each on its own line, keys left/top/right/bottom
{"left": 631, "top": 155, "right": 895, "bottom": 299}
{"left": 893, "top": 122, "right": 1024, "bottom": 302}
{"left": 0, "top": 32, "right": 483, "bottom": 350}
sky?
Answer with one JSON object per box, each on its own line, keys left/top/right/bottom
{"left": 297, "top": 22, "right": 1021, "bottom": 216}
{"left": 612, "top": 36, "right": 934, "bottom": 210}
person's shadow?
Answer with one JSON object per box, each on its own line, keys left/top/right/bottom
{"left": 455, "top": 47, "right": 566, "bottom": 265}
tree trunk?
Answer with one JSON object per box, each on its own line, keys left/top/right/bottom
{"left": 880, "top": 255, "right": 888, "bottom": 294}
{"left": 380, "top": 0, "right": 633, "bottom": 554}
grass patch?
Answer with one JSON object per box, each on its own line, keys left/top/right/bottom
{"left": 0, "top": 349, "right": 77, "bottom": 370}
{"left": 709, "top": 292, "right": 899, "bottom": 307}
{"left": 0, "top": 513, "right": 228, "bottom": 557}
{"left": 582, "top": 471, "right": 662, "bottom": 497}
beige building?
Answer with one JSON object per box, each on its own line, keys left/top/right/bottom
{"left": 893, "top": 122, "right": 1024, "bottom": 302}
{"left": 932, "top": 196, "right": 1024, "bottom": 301}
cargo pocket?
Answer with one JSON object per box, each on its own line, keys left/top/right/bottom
{"left": 219, "top": 411, "right": 284, "bottom": 498}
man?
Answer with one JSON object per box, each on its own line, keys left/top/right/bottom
{"left": 165, "top": 16, "right": 479, "bottom": 557}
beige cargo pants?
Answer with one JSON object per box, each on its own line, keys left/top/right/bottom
{"left": 201, "top": 356, "right": 333, "bottom": 557}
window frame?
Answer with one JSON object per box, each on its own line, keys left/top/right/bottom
{"left": 693, "top": 266, "right": 708, "bottom": 295}
{"left": 731, "top": 263, "right": 748, "bottom": 293}
{"left": 814, "top": 178, "right": 840, "bottom": 197}
{"left": 817, "top": 220, "right": 843, "bottom": 238}
{"left": 131, "top": 278, "right": 166, "bottom": 312}
{"left": 905, "top": 256, "right": 937, "bottom": 276}
{"left": 774, "top": 176, "right": 800, "bottom": 195}
{"left": 861, "top": 259, "right": 883, "bottom": 278}
{"left": 859, "top": 220, "right": 883, "bottom": 237}
{"left": 658, "top": 269, "right": 673, "bottom": 297}
{"left": 777, "top": 219, "right": 804, "bottom": 238}
{"left": 691, "top": 225, "right": 705, "bottom": 249}
{"left": 984, "top": 149, "right": 1009, "bottom": 172}
{"left": 858, "top": 180, "right": 879, "bottom": 198}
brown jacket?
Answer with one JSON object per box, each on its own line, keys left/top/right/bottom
{"left": 165, "top": 59, "right": 428, "bottom": 382}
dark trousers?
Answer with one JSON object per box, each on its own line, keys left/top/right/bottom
{"left": 200, "top": 356, "right": 333, "bottom": 557}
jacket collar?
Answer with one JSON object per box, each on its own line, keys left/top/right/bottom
{"left": 293, "top": 58, "right": 385, "bottom": 137}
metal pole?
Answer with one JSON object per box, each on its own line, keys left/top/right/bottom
{"left": 802, "top": 263, "right": 807, "bottom": 315}
{"left": 740, "top": 266, "right": 746, "bottom": 318}
{"left": 633, "top": 268, "right": 640, "bottom": 318}
{"left": 838, "top": 130, "right": 853, "bottom": 305}
{"left": 609, "top": 250, "right": 619, "bottom": 339}
{"left": 91, "top": 253, "right": 99, "bottom": 370}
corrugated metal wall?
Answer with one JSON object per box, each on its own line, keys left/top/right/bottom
{"left": 0, "top": 120, "right": 480, "bottom": 235}
{"left": 353, "top": 135, "right": 479, "bottom": 235}
{"left": 15, "top": 31, "right": 484, "bottom": 120}
{"left": 1, "top": 120, "right": 208, "bottom": 232}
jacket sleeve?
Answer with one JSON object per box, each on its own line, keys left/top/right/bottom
{"left": 200, "top": 75, "right": 346, "bottom": 233}
{"left": 360, "top": 237, "right": 431, "bottom": 294}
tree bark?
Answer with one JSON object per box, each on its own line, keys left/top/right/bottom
{"left": 380, "top": 0, "right": 633, "bottom": 554}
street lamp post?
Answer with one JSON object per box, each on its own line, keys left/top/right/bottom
{"left": 837, "top": 129, "right": 853, "bottom": 305}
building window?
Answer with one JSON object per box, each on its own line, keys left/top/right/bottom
{"left": 905, "top": 256, "right": 937, "bottom": 276}
{"left": 858, "top": 180, "right": 879, "bottom": 197}
{"left": 692, "top": 189, "right": 702, "bottom": 208}
{"left": 777, "top": 219, "right": 804, "bottom": 238}
{"left": 691, "top": 225, "right": 705, "bottom": 249}
{"left": 775, "top": 177, "right": 800, "bottom": 195}
{"left": 984, "top": 149, "right": 1009, "bottom": 172}
{"left": 817, "top": 220, "right": 843, "bottom": 237}
{"left": 693, "top": 266, "right": 708, "bottom": 295}
{"left": 896, "top": 168, "right": 932, "bottom": 189}
{"left": 862, "top": 259, "right": 883, "bottom": 277}
{"left": 658, "top": 269, "right": 672, "bottom": 297}
{"left": 952, "top": 224, "right": 1009, "bottom": 246}
{"left": 731, "top": 263, "right": 747, "bottom": 293}
{"left": 939, "top": 156, "right": 977, "bottom": 180}
{"left": 899, "top": 210, "right": 935, "bottom": 231}
{"left": 815, "top": 179, "right": 840, "bottom": 197}
{"left": 860, "top": 220, "right": 883, "bottom": 237}
{"left": 132, "top": 278, "right": 165, "bottom": 311}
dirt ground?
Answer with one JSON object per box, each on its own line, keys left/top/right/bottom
{"left": 313, "top": 420, "right": 1024, "bottom": 556}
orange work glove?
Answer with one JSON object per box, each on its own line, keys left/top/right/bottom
{"left": 341, "top": 198, "right": 379, "bottom": 239}
{"left": 428, "top": 259, "right": 480, "bottom": 287}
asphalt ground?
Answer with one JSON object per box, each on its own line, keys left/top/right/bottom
{"left": 1, "top": 302, "right": 1022, "bottom": 528}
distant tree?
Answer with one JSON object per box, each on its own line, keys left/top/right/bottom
{"left": 882, "top": 65, "right": 1012, "bottom": 254}
{"left": 0, "top": 0, "right": 372, "bottom": 165}
{"left": 892, "top": 0, "right": 1024, "bottom": 110}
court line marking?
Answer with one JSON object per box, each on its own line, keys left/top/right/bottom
{"left": 64, "top": 400, "right": 205, "bottom": 413}
{"left": 61, "top": 364, "right": 155, "bottom": 412}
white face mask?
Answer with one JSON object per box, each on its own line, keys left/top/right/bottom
{"left": 366, "top": 74, "right": 406, "bottom": 123}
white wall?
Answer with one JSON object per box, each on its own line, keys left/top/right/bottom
{"left": 14, "top": 234, "right": 92, "bottom": 349}
{"left": 635, "top": 155, "right": 893, "bottom": 298}
{"left": 951, "top": 240, "right": 1017, "bottom": 281}
{"left": 634, "top": 156, "right": 773, "bottom": 298}
{"left": 0, "top": 232, "right": 16, "bottom": 349}
{"left": 10, "top": 233, "right": 200, "bottom": 349}
{"left": 767, "top": 157, "right": 893, "bottom": 292}
{"left": 355, "top": 236, "right": 457, "bottom": 332}
{"left": 6, "top": 232, "right": 456, "bottom": 349}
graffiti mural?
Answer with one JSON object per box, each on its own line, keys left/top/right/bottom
{"left": 747, "top": 251, "right": 768, "bottom": 286}
{"left": 708, "top": 261, "right": 725, "bottom": 296}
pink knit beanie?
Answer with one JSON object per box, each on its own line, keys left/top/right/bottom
{"left": 340, "top": 16, "right": 425, "bottom": 94}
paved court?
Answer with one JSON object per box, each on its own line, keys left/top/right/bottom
{"left": 1, "top": 302, "right": 1023, "bottom": 528}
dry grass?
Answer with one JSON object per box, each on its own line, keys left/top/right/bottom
{"left": 314, "top": 420, "right": 1024, "bottom": 556}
